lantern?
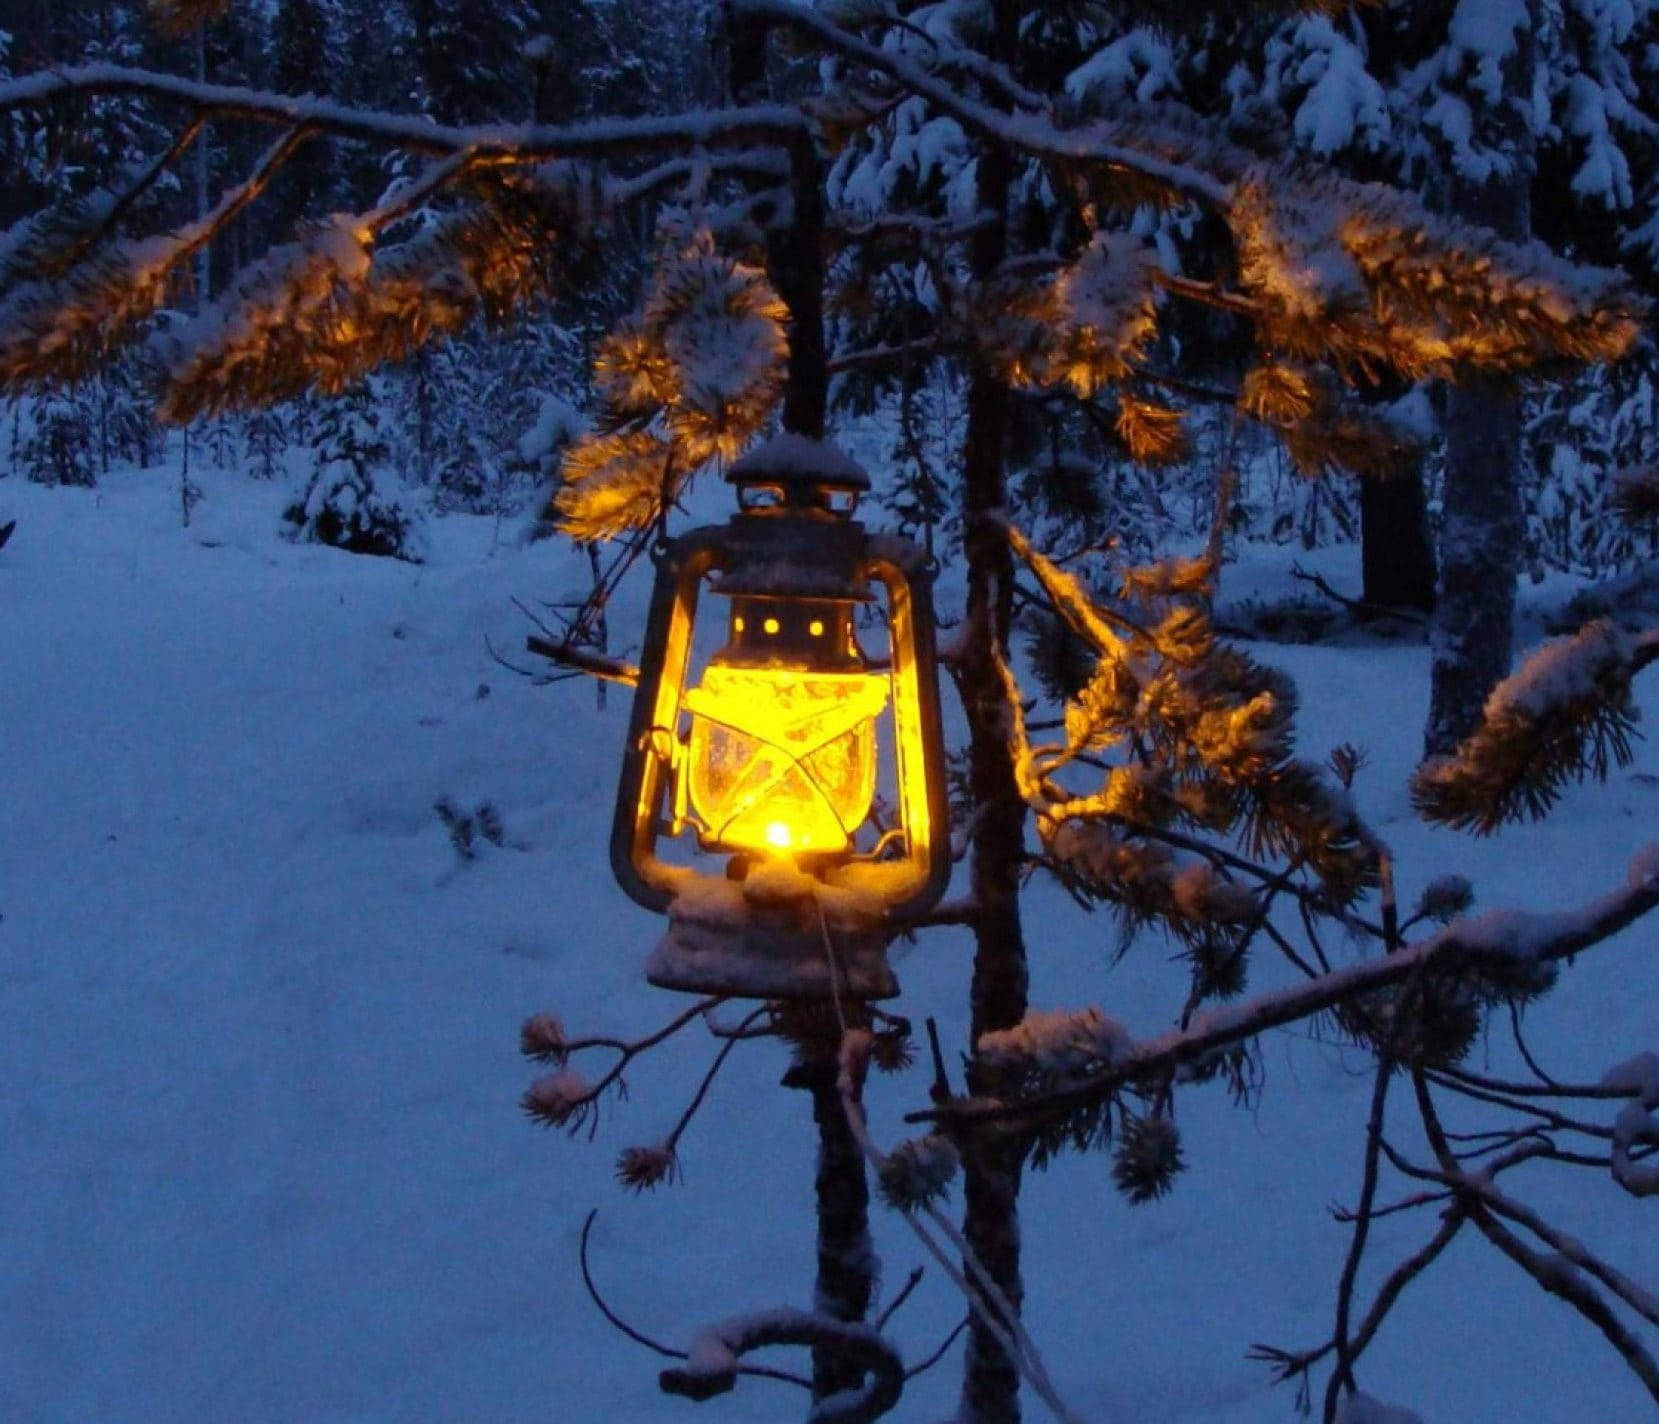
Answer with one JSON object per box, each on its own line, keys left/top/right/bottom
{"left": 610, "top": 435, "right": 950, "bottom": 999}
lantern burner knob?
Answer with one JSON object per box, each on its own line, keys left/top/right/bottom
{"left": 727, "top": 433, "right": 870, "bottom": 515}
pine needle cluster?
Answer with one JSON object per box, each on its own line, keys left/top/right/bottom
{"left": 161, "top": 176, "right": 563, "bottom": 422}
{"left": 554, "top": 224, "right": 788, "bottom": 542}
{"left": 989, "top": 230, "right": 1160, "bottom": 397}
{"left": 1230, "top": 164, "right": 1646, "bottom": 382}
{"left": 1611, "top": 465, "right": 1659, "bottom": 527}
{"left": 1412, "top": 620, "right": 1645, "bottom": 833}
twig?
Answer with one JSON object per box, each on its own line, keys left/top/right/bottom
{"left": 876, "top": 1268, "right": 924, "bottom": 1331}
{"left": 905, "top": 1316, "right": 969, "bottom": 1379}
{"left": 578, "top": 1210, "right": 811, "bottom": 1389}
{"left": 525, "top": 633, "right": 640, "bottom": 686}
{"left": 1411, "top": 1072, "right": 1659, "bottom": 1404}
{"left": 1290, "top": 564, "right": 1429, "bottom": 627}
{"left": 662, "top": 1005, "right": 771, "bottom": 1156}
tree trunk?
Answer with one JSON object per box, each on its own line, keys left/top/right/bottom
{"left": 770, "top": 136, "right": 828, "bottom": 441}
{"left": 1424, "top": 7, "right": 1537, "bottom": 756}
{"left": 732, "top": 18, "right": 872, "bottom": 1413}
{"left": 1360, "top": 472, "right": 1436, "bottom": 613}
{"left": 956, "top": 7, "right": 1031, "bottom": 1417}
{"left": 805, "top": 1056, "right": 876, "bottom": 1402}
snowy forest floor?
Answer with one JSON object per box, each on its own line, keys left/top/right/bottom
{"left": 2, "top": 464, "right": 1656, "bottom": 1424}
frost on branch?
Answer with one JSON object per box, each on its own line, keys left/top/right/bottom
{"left": 978, "top": 1007, "right": 1132, "bottom": 1079}
{"left": 0, "top": 232, "right": 182, "bottom": 393}
{"left": 1412, "top": 620, "right": 1644, "bottom": 833}
{"left": 1230, "top": 163, "right": 1646, "bottom": 381}
{"left": 160, "top": 219, "right": 373, "bottom": 422}
{"left": 522, "top": 1067, "right": 597, "bottom": 1132}
{"left": 875, "top": 1133, "right": 960, "bottom": 1212}
{"left": 555, "top": 226, "right": 787, "bottom": 543}
{"left": 660, "top": 1308, "right": 904, "bottom": 1423}
{"left": 158, "top": 173, "right": 562, "bottom": 423}
{"left": 519, "top": 1013, "right": 570, "bottom": 1063}
{"left": 1602, "top": 1051, "right": 1659, "bottom": 1199}
{"left": 986, "top": 230, "right": 1159, "bottom": 397}
{"left": 1413, "top": 874, "right": 1475, "bottom": 925}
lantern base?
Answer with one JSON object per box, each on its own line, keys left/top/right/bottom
{"left": 646, "top": 871, "right": 897, "bottom": 1001}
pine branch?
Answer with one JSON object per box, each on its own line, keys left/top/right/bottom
{"left": 0, "top": 125, "right": 310, "bottom": 392}
{"left": 732, "top": 0, "right": 1233, "bottom": 208}
{"left": 908, "top": 845, "right": 1659, "bottom": 1132}
{"left": 1410, "top": 1074, "right": 1659, "bottom": 1405}
{"left": 1413, "top": 621, "right": 1656, "bottom": 833}
{"left": 0, "top": 64, "right": 809, "bottom": 161}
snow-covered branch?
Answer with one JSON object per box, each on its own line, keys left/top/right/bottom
{"left": 911, "top": 845, "right": 1659, "bottom": 1132}
{"left": 1414, "top": 620, "right": 1658, "bottom": 833}
{"left": 0, "top": 63, "right": 808, "bottom": 159}
{"left": 660, "top": 1308, "right": 903, "bottom": 1424}
{"left": 732, "top": 0, "right": 1233, "bottom": 208}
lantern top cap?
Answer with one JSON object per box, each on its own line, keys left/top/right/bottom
{"left": 727, "top": 434, "right": 870, "bottom": 508}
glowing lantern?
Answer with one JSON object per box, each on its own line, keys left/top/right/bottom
{"left": 611, "top": 435, "right": 950, "bottom": 999}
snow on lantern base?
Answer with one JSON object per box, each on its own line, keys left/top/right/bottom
{"left": 645, "top": 859, "right": 897, "bottom": 1000}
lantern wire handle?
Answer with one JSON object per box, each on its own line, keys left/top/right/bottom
{"left": 652, "top": 446, "right": 679, "bottom": 560}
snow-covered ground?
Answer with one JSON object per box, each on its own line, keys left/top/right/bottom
{"left": 2, "top": 465, "right": 1655, "bottom": 1423}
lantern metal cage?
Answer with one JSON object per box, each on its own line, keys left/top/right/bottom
{"left": 609, "top": 435, "right": 951, "bottom": 1000}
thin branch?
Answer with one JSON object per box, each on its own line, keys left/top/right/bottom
{"left": 1411, "top": 1073, "right": 1659, "bottom": 1404}
{"left": 663, "top": 1005, "right": 771, "bottom": 1154}
{"left": 910, "top": 846, "right": 1659, "bottom": 1131}
{"left": 0, "top": 64, "right": 808, "bottom": 160}
{"left": 1508, "top": 1001, "right": 1560, "bottom": 1088}
{"left": 1430, "top": 1063, "right": 1632, "bottom": 1100}
{"left": 1325, "top": 1015, "right": 1405, "bottom": 1420}
{"left": 525, "top": 633, "right": 641, "bottom": 686}
{"left": 1290, "top": 564, "right": 1429, "bottom": 627}
{"left": 171, "top": 125, "right": 312, "bottom": 262}
{"left": 905, "top": 1316, "right": 970, "bottom": 1379}
{"left": 828, "top": 338, "right": 942, "bottom": 375}
{"left": 578, "top": 1211, "right": 812, "bottom": 1390}
{"left": 876, "top": 1268, "right": 924, "bottom": 1331}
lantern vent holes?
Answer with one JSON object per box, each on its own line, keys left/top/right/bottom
{"left": 733, "top": 483, "right": 862, "bottom": 518}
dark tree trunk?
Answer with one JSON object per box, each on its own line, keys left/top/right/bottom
{"left": 805, "top": 1058, "right": 876, "bottom": 1402}
{"left": 733, "top": 20, "right": 872, "bottom": 1415}
{"left": 1425, "top": 9, "right": 1536, "bottom": 756}
{"left": 1360, "top": 472, "right": 1436, "bottom": 613}
{"left": 1426, "top": 373, "right": 1527, "bottom": 755}
{"left": 770, "top": 136, "right": 829, "bottom": 441}
{"left": 956, "top": 7, "right": 1031, "bottom": 1418}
